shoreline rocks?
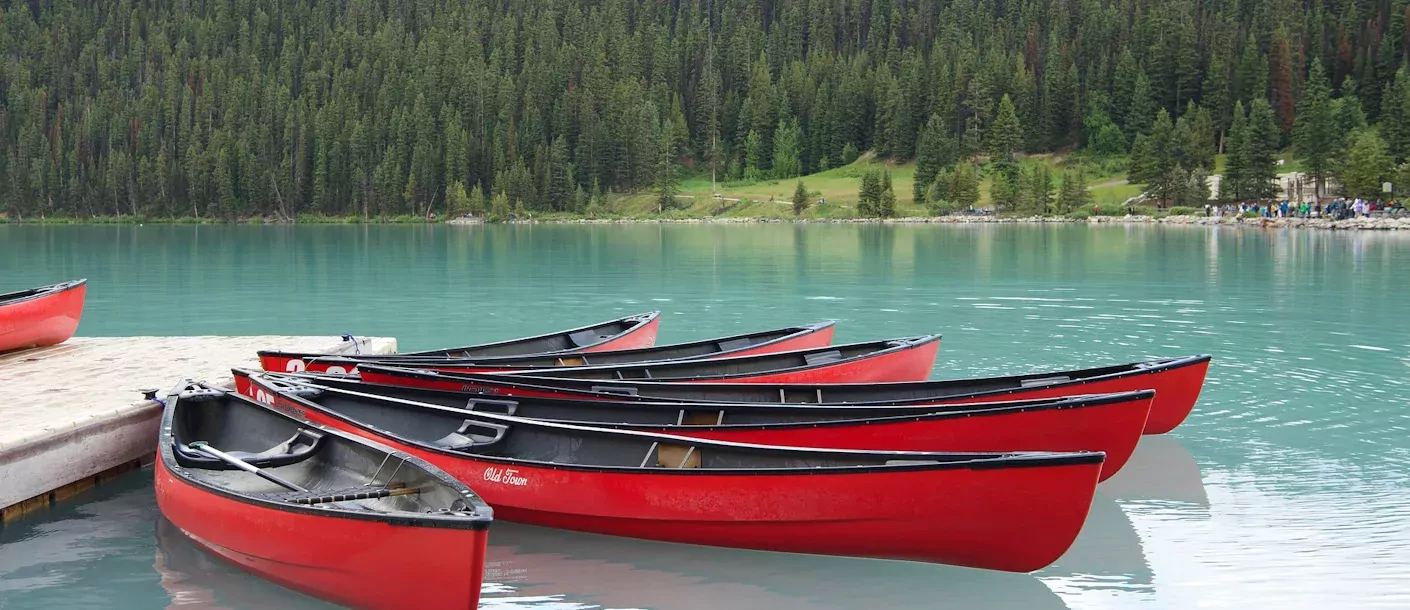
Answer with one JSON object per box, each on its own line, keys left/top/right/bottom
{"left": 494, "top": 214, "right": 1410, "bottom": 231}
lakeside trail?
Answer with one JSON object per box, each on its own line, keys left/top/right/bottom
{"left": 458, "top": 214, "right": 1410, "bottom": 231}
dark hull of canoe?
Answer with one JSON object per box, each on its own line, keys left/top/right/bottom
{"left": 375, "top": 335, "right": 939, "bottom": 384}
{"left": 244, "top": 373, "right": 1149, "bottom": 481}
{"left": 0, "top": 279, "right": 86, "bottom": 353}
{"left": 241, "top": 373, "right": 1105, "bottom": 573}
{"left": 259, "top": 322, "right": 836, "bottom": 375}
{"left": 258, "top": 311, "right": 661, "bottom": 372}
{"left": 383, "top": 355, "right": 1209, "bottom": 435}
{"left": 153, "top": 385, "right": 493, "bottom": 610}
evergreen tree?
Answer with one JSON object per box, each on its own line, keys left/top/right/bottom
{"left": 1294, "top": 59, "right": 1340, "bottom": 197}
{"left": 654, "top": 132, "right": 680, "bottom": 213}
{"left": 857, "top": 170, "right": 881, "bottom": 216}
{"left": 878, "top": 170, "right": 897, "bottom": 217}
{"left": 1055, "top": 169, "right": 1092, "bottom": 213}
{"left": 1380, "top": 69, "right": 1410, "bottom": 161}
{"left": 1246, "top": 99, "right": 1282, "bottom": 200}
{"left": 989, "top": 95, "right": 1024, "bottom": 164}
{"left": 913, "top": 114, "right": 958, "bottom": 204}
{"left": 744, "top": 130, "right": 765, "bottom": 182}
{"left": 792, "top": 181, "right": 810, "bottom": 215}
{"left": 772, "top": 119, "right": 803, "bottom": 179}
{"left": 1028, "top": 165, "right": 1054, "bottom": 214}
{"left": 1223, "top": 101, "right": 1251, "bottom": 201}
{"left": 1339, "top": 129, "right": 1392, "bottom": 199}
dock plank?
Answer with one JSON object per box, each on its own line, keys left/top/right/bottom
{"left": 0, "top": 335, "right": 396, "bottom": 516}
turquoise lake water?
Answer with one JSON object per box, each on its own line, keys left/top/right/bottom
{"left": 1, "top": 223, "right": 1407, "bottom": 609}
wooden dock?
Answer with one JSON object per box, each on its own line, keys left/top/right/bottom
{"left": 0, "top": 335, "right": 397, "bottom": 520}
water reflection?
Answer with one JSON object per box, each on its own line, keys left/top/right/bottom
{"left": 481, "top": 523, "right": 1068, "bottom": 610}
{"left": 153, "top": 518, "right": 337, "bottom": 609}
{"left": 1099, "top": 435, "right": 1210, "bottom": 507}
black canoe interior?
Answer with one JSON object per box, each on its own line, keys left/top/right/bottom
{"left": 166, "top": 390, "right": 478, "bottom": 514}
{"left": 304, "top": 325, "right": 820, "bottom": 369}
{"left": 399, "top": 313, "right": 655, "bottom": 358}
{"left": 507, "top": 337, "right": 930, "bottom": 382}
{"left": 466, "top": 357, "right": 1190, "bottom": 404}
{"left": 0, "top": 282, "right": 70, "bottom": 306}
{"left": 284, "top": 383, "right": 1034, "bottom": 470}
{"left": 276, "top": 375, "right": 1091, "bottom": 426}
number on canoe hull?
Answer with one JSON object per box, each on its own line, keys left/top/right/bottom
{"left": 286, "top": 359, "right": 357, "bottom": 375}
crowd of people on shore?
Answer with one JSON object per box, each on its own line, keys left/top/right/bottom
{"left": 1204, "top": 198, "right": 1407, "bottom": 220}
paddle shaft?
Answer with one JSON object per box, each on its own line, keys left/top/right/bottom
{"left": 188, "top": 442, "right": 309, "bottom": 493}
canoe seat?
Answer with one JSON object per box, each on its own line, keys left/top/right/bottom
{"left": 430, "top": 419, "right": 510, "bottom": 451}
{"left": 174, "top": 428, "right": 327, "bottom": 470}
{"left": 590, "top": 385, "right": 639, "bottom": 396}
{"left": 716, "top": 337, "right": 755, "bottom": 352}
{"left": 1018, "top": 376, "right": 1070, "bottom": 388}
{"left": 569, "top": 329, "right": 607, "bottom": 348}
{"left": 464, "top": 398, "right": 519, "bottom": 416}
{"left": 802, "top": 350, "right": 844, "bottom": 366}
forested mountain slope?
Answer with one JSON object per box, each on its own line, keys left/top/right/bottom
{"left": 1, "top": 0, "right": 1406, "bottom": 218}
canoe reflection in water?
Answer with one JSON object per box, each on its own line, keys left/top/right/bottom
{"left": 481, "top": 522, "right": 1070, "bottom": 610}
{"left": 153, "top": 517, "right": 338, "bottom": 609}
{"left": 1099, "top": 434, "right": 1210, "bottom": 507}
{"left": 1039, "top": 435, "right": 1210, "bottom": 594}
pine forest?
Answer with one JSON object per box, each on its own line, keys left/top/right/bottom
{"left": 2, "top": 0, "right": 1409, "bottom": 220}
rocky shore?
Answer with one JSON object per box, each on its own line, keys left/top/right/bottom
{"left": 472, "top": 214, "right": 1410, "bottom": 231}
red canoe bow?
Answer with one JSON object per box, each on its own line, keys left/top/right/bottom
{"left": 153, "top": 383, "right": 494, "bottom": 609}
{"left": 0, "top": 279, "right": 86, "bottom": 353}
{"left": 239, "top": 371, "right": 1103, "bottom": 573}
{"left": 378, "top": 355, "right": 1209, "bottom": 435}
{"left": 259, "top": 321, "right": 836, "bottom": 375}
{"left": 259, "top": 311, "right": 661, "bottom": 373}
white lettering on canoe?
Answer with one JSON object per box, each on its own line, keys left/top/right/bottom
{"left": 253, "top": 388, "right": 274, "bottom": 405}
{"left": 322, "top": 365, "right": 359, "bottom": 375}
{"left": 482, "top": 467, "right": 529, "bottom": 487}
{"left": 285, "top": 360, "right": 306, "bottom": 372}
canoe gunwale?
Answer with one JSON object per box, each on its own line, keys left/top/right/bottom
{"left": 0, "top": 279, "right": 87, "bottom": 307}
{"left": 257, "top": 320, "right": 836, "bottom": 368}
{"left": 410, "top": 353, "right": 1212, "bottom": 404}
{"left": 256, "top": 370, "right": 1155, "bottom": 432}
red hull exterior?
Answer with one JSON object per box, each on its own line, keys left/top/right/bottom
{"left": 240, "top": 377, "right": 1104, "bottom": 573}
{"left": 614, "top": 394, "right": 1150, "bottom": 481}
{"left": 154, "top": 459, "right": 488, "bottom": 609}
{"left": 929, "top": 359, "right": 1208, "bottom": 434}
{"left": 0, "top": 280, "right": 86, "bottom": 353}
{"left": 383, "top": 356, "right": 1208, "bottom": 435}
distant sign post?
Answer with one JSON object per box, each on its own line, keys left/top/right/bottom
{"left": 1384, "top": 182, "right": 1394, "bottom": 194}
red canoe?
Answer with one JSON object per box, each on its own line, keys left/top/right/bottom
{"left": 152, "top": 382, "right": 494, "bottom": 609}
{"left": 371, "top": 355, "right": 1208, "bottom": 435}
{"left": 245, "top": 370, "right": 1149, "bottom": 481}
{"left": 261, "top": 322, "right": 836, "bottom": 375}
{"left": 0, "top": 279, "right": 87, "bottom": 353}
{"left": 239, "top": 372, "right": 1105, "bottom": 573}
{"left": 457, "top": 335, "right": 941, "bottom": 384}
{"left": 259, "top": 311, "right": 661, "bottom": 372}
